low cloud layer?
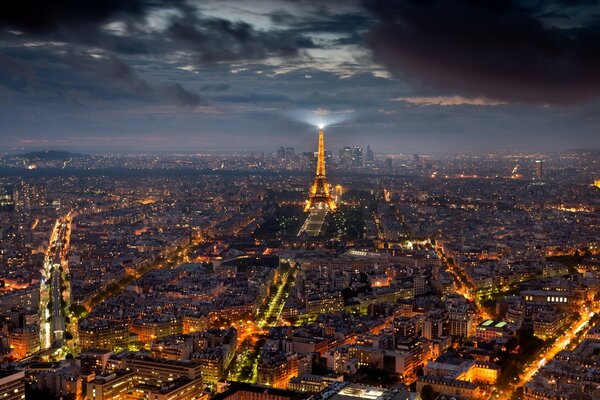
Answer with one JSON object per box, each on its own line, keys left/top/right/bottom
{"left": 393, "top": 96, "right": 506, "bottom": 107}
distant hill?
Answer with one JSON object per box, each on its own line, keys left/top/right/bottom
{"left": 15, "top": 150, "right": 86, "bottom": 161}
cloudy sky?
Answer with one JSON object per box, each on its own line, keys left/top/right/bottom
{"left": 1, "top": 0, "right": 600, "bottom": 153}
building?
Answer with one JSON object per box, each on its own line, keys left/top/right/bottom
{"left": 122, "top": 355, "right": 202, "bottom": 386}
{"left": 521, "top": 290, "right": 571, "bottom": 306}
{"left": 86, "top": 358, "right": 205, "bottom": 400}
{"left": 0, "top": 288, "right": 40, "bottom": 315}
{"left": 0, "top": 370, "right": 25, "bottom": 400}
{"left": 339, "top": 147, "right": 352, "bottom": 169}
{"left": 212, "top": 382, "right": 309, "bottom": 400}
{"left": 257, "top": 350, "right": 298, "bottom": 389}
{"left": 352, "top": 147, "right": 363, "bottom": 168}
{"left": 128, "top": 377, "right": 205, "bottom": 400}
{"left": 475, "top": 320, "right": 513, "bottom": 342}
{"left": 8, "top": 326, "right": 40, "bottom": 360}
{"left": 151, "top": 336, "right": 193, "bottom": 360}
{"left": 183, "top": 314, "right": 208, "bottom": 334}
{"left": 305, "top": 293, "right": 344, "bottom": 316}
{"left": 194, "top": 347, "right": 228, "bottom": 386}
{"left": 534, "top": 160, "right": 543, "bottom": 179}
{"left": 395, "top": 337, "right": 427, "bottom": 383}
{"left": 448, "top": 308, "right": 476, "bottom": 338}
{"left": 86, "top": 371, "right": 134, "bottom": 400}
{"left": 532, "top": 312, "right": 569, "bottom": 340}
{"left": 131, "top": 316, "right": 182, "bottom": 343}
{"left": 384, "top": 158, "right": 392, "bottom": 172}
{"left": 393, "top": 316, "right": 419, "bottom": 337}
{"left": 423, "top": 311, "right": 446, "bottom": 340}
{"left": 309, "top": 382, "right": 411, "bottom": 400}
{"left": 288, "top": 374, "right": 343, "bottom": 393}
{"left": 28, "top": 362, "right": 83, "bottom": 399}
{"left": 348, "top": 346, "right": 383, "bottom": 370}
{"left": 79, "top": 320, "right": 129, "bottom": 351}
{"left": 79, "top": 349, "right": 114, "bottom": 373}
{"left": 425, "top": 353, "right": 500, "bottom": 387}
{"left": 365, "top": 146, "right": 374, "bottom": 168}
{"left": 417, "top": 376, "right": 481, "bottom": 399}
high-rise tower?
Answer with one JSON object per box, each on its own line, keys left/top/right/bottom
{"left": 535, "top": 160, "right": 544, "bottom": 180}
{"left": 305, "top": 129, "right": 336, "bottom": 211}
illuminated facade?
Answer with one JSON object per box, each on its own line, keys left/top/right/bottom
{"left": 85, "top": 367, "right": 205, "bottom": 400}
{"left": 182, "top": 314, "right": 208, "bottom": 334}
{"left": 79, "top": 320, "right": 129, "bottom": 351}
{"left": 305, "top": 293, "right": 344, "bottom": 316}
{"left": 86, "top": 371, "right": 135, "bottom": 400}
{"left": 131, "top": 316, "right": 182, "bottom": 343}
{"left": 0, "top": 370, "right": 25, "bottom": 400}
{"left": 416, "top": 376, "right": 482, "bottom": 399}
{"left": 288, "top": 374, "right": 343, "bottom": 393}
{"left": 257, "top": 351, "right": 299, "bottom": 389}
{"left": 122, "top": 355, "right": 202, "bottom": 386}
{"left": 8, "top": 326, "right": 40, "bottom": 360}
{"left": 304, "top": 129, "right": 336, "bottom": 211}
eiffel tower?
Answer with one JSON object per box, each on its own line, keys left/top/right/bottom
{"left": 304, "top": 129, "right": 336, "bottom": 212}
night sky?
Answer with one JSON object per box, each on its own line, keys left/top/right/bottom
{"left": 1, "top": 0, "right": 600, "bottom": 153}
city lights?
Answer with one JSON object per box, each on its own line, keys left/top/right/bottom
{"left": 0, "top": 1, "right": 599, "bottom": 399}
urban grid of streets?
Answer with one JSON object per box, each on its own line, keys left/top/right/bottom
{"left": 500, "top": 304, "right": 599, "bottom": 400}
{"left": 32, "top": 203, "right": 596, "bottom": 396}
{"left": 228, "top": 264, "right": 299, "bottom": 383}
{"left": 1, "top": 149, "right": 597, "bottom": 400}
{"left": 437, "top": 244, "right": 600, "bottom": 399}
{"left": 40, "top": 213, "right": 72, "bottom": 355}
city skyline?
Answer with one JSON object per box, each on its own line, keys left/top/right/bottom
{"left": 1, "top": 1, "right": 600, "bottom": 153}
{"left": 1, "top": 148, "right": 598, "bottom": 400}
{"left": 1, "top": 2, "right": 600, "bottom": 400}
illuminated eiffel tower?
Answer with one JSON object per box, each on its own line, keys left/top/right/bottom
{"left": 304, "top": 128, "right": 336, "bottom": 212}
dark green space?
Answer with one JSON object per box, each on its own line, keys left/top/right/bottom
{"left": 253, "top": 205, "right": 305, "bottom": 239}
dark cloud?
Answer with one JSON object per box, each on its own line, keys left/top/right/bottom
{"left": 0, "top": 46, "right": 203, "bottom": 107}
{"left": 364, "top": 0, "right": 600, "bottom": 105}
{"left": 167, "top": 83, "right": 205, "bottom": 107}
{"left": 0, "top": 1, "right": 319, "bottom": 107}
{"left": 1, "top": 0, "right": 599, "bottom": 153}
{"left": 286, "top": 12, "right": 372, "bottom": 46}
{"left": 0, "top": 1, "right": 317, "bottom": 63}
{"left": 0, "top": 0, "right": 180, "bottom": 34}
{"left": 0, "top": 1, "right": 210, "bottom": 109}
{"left": 200, "top": 83, "right": 231, "bottom": 92}
{"left": 167, "top": 14, "right": 316, "bottom": 63}
{"left": 0, "top": 53, "right": 37, "bottom": 86}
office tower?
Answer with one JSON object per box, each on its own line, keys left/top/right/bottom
{"left": 535, "top": 160, "right": 543, "bottom": 179}
{"left": 352, "top": 146, "right": 363, "bottom": 168}
{"left": 365, "top": 145, "right": 374, "bottom": 167}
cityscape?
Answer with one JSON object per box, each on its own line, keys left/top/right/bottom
{"left": 1, "top": 1, "right": 600, "bottom": 400}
